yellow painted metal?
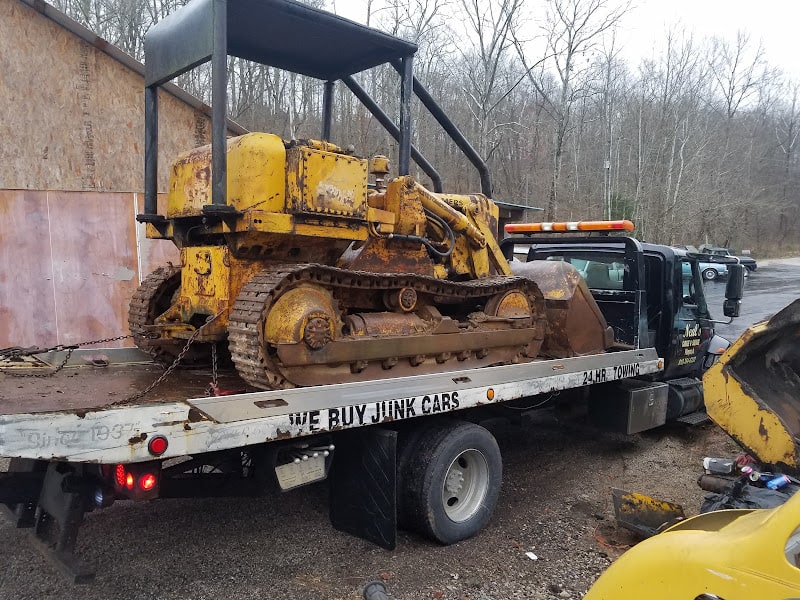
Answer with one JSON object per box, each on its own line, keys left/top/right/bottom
{"left": 611, "top": 489, "right": 685, "bottom": 537}
{"left": 382, "top": 177, "right": 427, "bottom": 236}
{"left": 157, "top": 246, "right": 263, "bottom": 336}
{"left": 263, "top": 284, "right": 338, "bottom": 345}
{"left": 485, "top": 290, "right": 531, "bottom": 319}
{"left": 144, "top": 221, "right": 172, "bottom": 239}
{"left": 585, "top": 486, "right": 800, "bottom": 599}
{"left": 703, "top": 299, "right": 800, "bottom": 470}
{"left": 287, "top": 145, "right": 368, "bottom": 218}
{"left": 166, "top": 133, "right": 287, "bottom": 218}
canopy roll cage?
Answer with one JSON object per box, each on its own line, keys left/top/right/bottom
{"left": 139, "top": 0, "right": 492, "bottom": 222}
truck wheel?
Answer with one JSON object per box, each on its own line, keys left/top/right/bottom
{"left": 702, "top": 268, "right": 717, "bottom": 281}
{"left": 402, "top": 421, "right": 502, "bottom": 544}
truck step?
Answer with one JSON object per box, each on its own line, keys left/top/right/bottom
{"left": 676, "top": 411, "right": 710, "bottom": 426}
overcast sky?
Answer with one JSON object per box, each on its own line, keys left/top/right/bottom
{"left": 623, "top": 0, "right": 800, "bottom": 78}
{"left": 333, "top": 0, "right": 800, "bottom": 79}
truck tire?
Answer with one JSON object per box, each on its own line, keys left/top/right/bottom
{"left": 402, "top": 421, "right": 502, "bottom": 544}
{"left": 702, "top": 268, "right": 717, "bottom": 281}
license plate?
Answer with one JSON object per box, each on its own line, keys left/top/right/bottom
{"left": 274, "top": 455, "right": 326, "bottom": 490}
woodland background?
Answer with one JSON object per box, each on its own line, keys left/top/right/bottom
{"left": 52, "top": 0, "right": 800, "bottom": 255}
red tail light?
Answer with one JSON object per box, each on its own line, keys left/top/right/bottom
{"left": 148, "top": 435, "right": 168, "bottom": 456}
{"left": 111, "top": 462, "right": 161, "bottom": 499}
{"left": 115, "top": 464, "right": 126, "bottom": 487}
{"left": 139, "top": 473, "right": 157, "bottom": 491}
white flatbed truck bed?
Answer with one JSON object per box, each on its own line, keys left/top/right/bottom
{"left": 1, "top": 348, "right": 660, "bottom": 463}
{"left": 0, "top": 347, "right": 663, "bottom": 582}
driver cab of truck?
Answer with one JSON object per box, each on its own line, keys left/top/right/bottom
{"left": 500, "top": 220, "right": 720, "bottom": 379}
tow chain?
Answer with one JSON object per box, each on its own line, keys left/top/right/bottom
{"left": 210, "top": 344, "right": 219, "bottom": 393}
{"left": 118, "top": 309, "right": 226, "bottom": 404}
{"left": 0, "top": 334, "right": 134, "bottom": 378}
{"left": 2, "top": 311, "right": 225, "bottom": 405}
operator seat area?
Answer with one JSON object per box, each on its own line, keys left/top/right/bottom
{"left": 584, "top": 262, "right": 613, "bottom": 289}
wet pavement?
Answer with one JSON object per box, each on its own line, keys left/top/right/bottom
{"left": 701, "top": 257, "right": 800, "bottom": 342}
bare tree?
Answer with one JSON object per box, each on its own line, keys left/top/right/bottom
{"left": 517, "top": 0, "right": 630, "bottom": 220}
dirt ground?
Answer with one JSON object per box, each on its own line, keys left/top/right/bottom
{"left": 0, "top": 411, "right": 740, "bottom": 600}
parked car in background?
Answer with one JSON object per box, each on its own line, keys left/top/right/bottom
{"left": 699, "top": 245, "right": 758, "bottom": 272}
{"left": 698, "top": 261, "right": 728, "bottom": 281}
{"left": 673, "top": 248, "right": 728, "bottom": 281}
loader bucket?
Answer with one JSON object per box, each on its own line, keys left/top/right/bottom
{"left": 509, "top": 260, "right": 614, "bottom": 357}
{"left": 703, "top": 299, "right": 800, "bottom": 473}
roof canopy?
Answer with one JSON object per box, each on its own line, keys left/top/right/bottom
{"left": 144, "top": 0, "right": 418, "bottom": 86}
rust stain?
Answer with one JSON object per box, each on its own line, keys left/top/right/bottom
{"left": 759, "top": 417, "right": 769, "bottom": 441}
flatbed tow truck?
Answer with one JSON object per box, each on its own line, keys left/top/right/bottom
{"left": 0, "top": 338, "right": 659, "bottom": 581}
{"left": 0, "top": 0, "right": 748, "bottom": 582}
{"left": 0, "top": 226, "right": 744, "bottom": 582}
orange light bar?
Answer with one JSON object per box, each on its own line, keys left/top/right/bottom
{"left": 504, "top": 219, "right": 635, "bottom": 233}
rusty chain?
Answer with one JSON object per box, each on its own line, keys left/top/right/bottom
{"left": 120, "top": 309, "right": 226, "bottom": 404}
{"left": 0, "top": 334, "right": 134, "bottom": 378}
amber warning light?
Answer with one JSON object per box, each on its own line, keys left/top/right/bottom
{"left": 505, "top": 220, "right": 635, "bottom": 234}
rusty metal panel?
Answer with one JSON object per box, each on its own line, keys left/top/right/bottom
{"left": 288, "top": 146, "right": 368, "bottom": 218}
{"left": 46, "top": 192, "right": 139, "bottom": 347}
{"left": 0, "top": 190, "right": 58, "bottom": 348}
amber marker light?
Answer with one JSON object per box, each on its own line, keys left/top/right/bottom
{"left": 487, "top": 388, "right": 495, "bottom": 400}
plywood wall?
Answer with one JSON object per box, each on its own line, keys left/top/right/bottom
{"left": 0, "top": 0, "right": 218, "bottom": 193}
{"left": 0, "top": 190, "right": 179, "bottom": 349}
{"left": 0, "top": 1, "right": 244, "bottom": 348}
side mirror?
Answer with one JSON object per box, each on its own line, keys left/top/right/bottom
{"left": 725, "top": 264, "right": 745, "bottom": 300}
{"left": 723, "top": 264, "right": 745, "bottom": 317}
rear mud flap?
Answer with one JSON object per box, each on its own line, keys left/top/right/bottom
{"left": 329, "top": 428, "right": 397, "bottom": 549}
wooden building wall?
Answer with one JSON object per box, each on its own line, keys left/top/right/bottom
{"left": 0, "top": 1, "right": 242, "bottom": 349}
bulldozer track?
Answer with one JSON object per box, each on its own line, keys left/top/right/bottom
{"left": 228, "top": 263, "right": 544, "bottom": 390}
{"left": 129, "top": 265, "right": 212, "bottom": 366}
{"left": 128, "top": 266, "right": 182, "bottom": 363}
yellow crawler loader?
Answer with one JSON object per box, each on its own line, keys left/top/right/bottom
{"left": 131, "top": 0, "right": 612, "bottom": 390}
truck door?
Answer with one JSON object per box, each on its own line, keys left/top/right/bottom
{"left": 664, "top": 258, "right": 711, "bottom": 378}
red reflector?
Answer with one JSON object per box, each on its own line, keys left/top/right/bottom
{"left": 125, "top": 473, "right": 134, "bottom": 490}
{"left": 139, "top": 473, "right": 157, "bottom": 491}
{"left": 115, "top": 464, "right": 126, "bottom": 487}
{"left": 148, "top": 435, "right": 168, "bottom": 456}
